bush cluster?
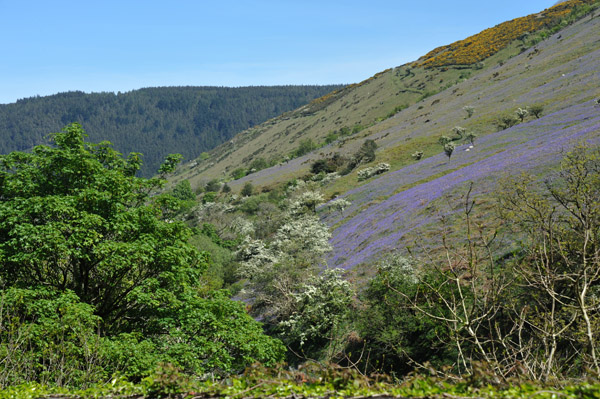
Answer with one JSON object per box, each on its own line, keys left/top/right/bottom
{"left": 0, "top": 124, "right": 284, "bottom": 388}
{"left": 418, "top": 0, "right": 597, "bottom": 68}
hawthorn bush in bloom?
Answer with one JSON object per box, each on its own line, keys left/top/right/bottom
{"left": 279, "top": 268, "right": 354, "bottom": 360}
{"left": 236, "top": 184, "right": 334, "bottom": 340}
{"left": 328, "top": 198, "right": 352, "bottom": 215}
{"left": 357, "top": 163, "right": 390, "bottom": 181}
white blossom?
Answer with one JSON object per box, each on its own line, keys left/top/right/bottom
{"left": 272, "top": 214, "right": 332, "bottom": 259}
{"left": 236, "top": 236, "right": 279, "bottom": 278}
{"left": 320, "top": 172, "right": 340, "bottom": 186}
{"left": 329, "top": 198, "right": 351, "bottom": 214}
{"left": 357, "top": 163, "right": 390, "bottom": 181}
{"left": 230, "top": 216, "right": 255, "bottom": 236}
{"left": 279, "top": 268, "right": 353, "bottom": 347}
{"left": 288, "top": 190, "right": 325, "bottom": 214}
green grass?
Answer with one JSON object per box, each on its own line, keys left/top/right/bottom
{"left": 4, "top": 371, "right": 600, "bottom": 399}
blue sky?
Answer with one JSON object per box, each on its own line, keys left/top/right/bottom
{"left": 0, "top": 0, "right": 558, "bottom": 104}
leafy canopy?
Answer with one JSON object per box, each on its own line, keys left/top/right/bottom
{"left": 0, "top": 123, "right": 285, "bottom": 382}
{"left": 0, "top": 123, "right": 197, "bottom": 329}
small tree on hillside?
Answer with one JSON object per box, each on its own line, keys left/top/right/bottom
{"left": 356, "top": 139, "right": 378, "bottom": 164}
{"left": 452, "top": 126, "right": 466, "bottom": 140}
{"left": 439, "top": 135, "right": 452, "bottom": 146}
{"left": 463, "top": 105, "right": 475, "bottom": 118}
{"left": 529, "top": 104, "right": 544, "bottom": 119}
{"left": 412, "top": 150, "right": 424, "bottom": 161}
{"left": 465, "top": 132, "right": 478, "bottom": 145}
{"left": 172, "top": 179, "right": 196, "bottom": 202}
{"left": 444, "top": 142, "right": 455, "bottom": 159}
{"left": 241, "top": 182, "right": 254, "bottom": 197}
{"left": 494, "top": 115, "right": 519, "bottom": 131}
{"left": 205, "top": 178, "right": 221, "bottom": 192}
{"left": 516, "top": 107, "right": 529, "bottom": 122}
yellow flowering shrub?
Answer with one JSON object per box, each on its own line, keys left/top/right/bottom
{"left": 418, "top": 0, "right": 594, "bottom": 68}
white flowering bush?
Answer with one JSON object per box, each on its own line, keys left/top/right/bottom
{"left": 288, "top": 190, "right": 325, "bottom": 214}
{"left": 319, "top": 172, "right": 340, "bottom": 186}
{"left": 516, "top": 107, "right": 529, "bottom": 122}
{"left": 230, "top": 216, "right": 255, "bottom": 236}
{"left": 411, "top": 151, "right": 424, "bottom": 161}
{"left": 376, "top": 253, "right": 419, "bottom": 284}
{"left": 236, "top": 236, "right": 279, "bottom": 278}
{"left": 195, "top": 201, "right": 236, "bottom": 215}
{"left": 328, "top": 198, "right": 351, "bottom": 214}
{"left": 463, "top": 105, "right": 475, "bottom": 118}
{"left": 236, "top": 187, "right": 334, "bottom": 327}
{"left": 285, "top": 179, "right": 307, "bottom": 194}
{"left": 279, "top": 268, "right": 354, "bottom": 355}
{"left": 357, "top": 163, "right": 390, "bottom": 181}
{"left": 272, "top": 214, "right": 332, "bottom": 261}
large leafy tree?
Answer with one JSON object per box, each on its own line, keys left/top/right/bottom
{"left": 0, "top": 123, "right": 196, "bottom": 329}
{"left": 0, "top": 123, "right": 284, "bottom": 380}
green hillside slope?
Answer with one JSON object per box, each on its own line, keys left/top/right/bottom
{"left": 172, "top": 0, "right": 600, "bottom": 272}
{"left": 175, "top": 0, "right": 598, "bottom": 191}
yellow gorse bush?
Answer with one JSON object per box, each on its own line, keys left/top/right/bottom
{"left": 418, "top": 0, "right": 594, "bottom": 68}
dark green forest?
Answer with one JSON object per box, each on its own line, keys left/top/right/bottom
{"left": 0, "top": 85, "right": 342, "bottom": 176}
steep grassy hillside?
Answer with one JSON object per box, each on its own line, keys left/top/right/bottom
{"left": 175, "top": 0, "right": 599, "bottom": 271}
{"left": 175, "top": 0, "right": 598, "bottom": 189}
{"left": 322, "top": 10, "right": 600, "bottom": 270}
{"left": 0, "top": 85, "right": 342, "bottom": 176}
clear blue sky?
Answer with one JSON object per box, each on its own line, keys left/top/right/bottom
{"left": 0, "top": 0, "right": 558, "bottom": 104}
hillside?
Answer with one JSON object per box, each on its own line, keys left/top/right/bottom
{"left": 3, "top": 0, "right": 600, "bottom": 392}
{"left": 176, "top": 0, "right": 600, "bottom": 271}
{"left": 0, "top": 85, "right": 342, "bottom": 176}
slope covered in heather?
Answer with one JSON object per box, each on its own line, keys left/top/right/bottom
{"left": 175, "top": 0, "right": 600, "bottom": 271}
{"left": 321, "top": 11, "right": 600, "bottom": 270}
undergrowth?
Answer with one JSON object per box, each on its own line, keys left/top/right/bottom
{"left": 3, "top": 364, "right": 599, "bottom": 399}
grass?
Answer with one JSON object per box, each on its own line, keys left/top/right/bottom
{"left": 4, "top": 371, "right": 600, "bottom": 399}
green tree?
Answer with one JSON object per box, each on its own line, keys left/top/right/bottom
{"left": 438, "top": 135, "right": 452, "bottom": 145}
{"left": 231, "top": 167, "right": 248, "bottom": 180}
{"left": 0, "top": 124, "right": 284, "bottom": 380}
{"left": 0, "top": 124, "right": 197, "bottom": 328}
{"left": 293, "top": 138, "right": 317, "bottom": 158}
{"left": 358, "top": 255, "right": 451, "bottom": 375}
{"left": 248, "top": 157, "right": 268, "bottom": 172}
{"left": 494, "top": 115, "right": 518, "bottom": 130}
{"left": 529, "top": 104, "right": 544, "bottom": 118}
{"left": 241, "top": 182, "right": 254, "bottom": 197}
{"left": 0, "top": 287, "right": 106, "bottom": 388}
{"left": 355, "top": 139, "right": 377, "bottom": 164}
{"left": 444, "top": 142, "right": 455, "bottom": 159}
{"left": 465, "top": 131, "right": 478, "bottom": 145}
{"left": 205, "top": 178, "right": 221, "bottom": 192}
{"left": 171, "top": 179, "right": 196, "bottom": 202}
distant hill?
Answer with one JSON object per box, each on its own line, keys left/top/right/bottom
{"left": 0, "top": 85, "right": 343, "bottom": 176}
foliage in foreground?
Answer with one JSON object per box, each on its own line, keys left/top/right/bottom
{"left": 0, "top": 124, "right": 284, "bottom": 388}
{"left": 2, "top": 364, "right": 600, "bottom": 399}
